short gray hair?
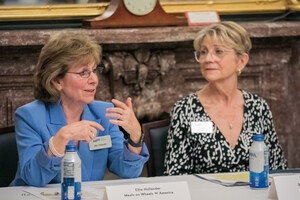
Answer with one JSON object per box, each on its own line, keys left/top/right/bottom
{"left": 193, "top": 21, "right": 252, "bottom": 56}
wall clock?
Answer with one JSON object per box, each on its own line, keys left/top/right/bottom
{"left": 82, "top": 0, "right": 187, "bottom": 29}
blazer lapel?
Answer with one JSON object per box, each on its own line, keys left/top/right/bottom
{"left": 46, "top": 102, "right": 67, "bottom": 137}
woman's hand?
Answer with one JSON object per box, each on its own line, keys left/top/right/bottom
{"left": 61, "top": 120, "right": 104, "bottom": 143}
{"left": 49, "top": 120, "right": 104, "bottom": 156}
{"left": 106, "top": 97, "right": 142, "bottom": 154}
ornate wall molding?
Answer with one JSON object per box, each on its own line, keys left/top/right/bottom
{"left": 104, "top": 49, "right": 175, "bottom": 95}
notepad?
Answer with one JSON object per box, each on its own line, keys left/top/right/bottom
{"left": 194, "top": 172, "right": 249, "bottom": 187}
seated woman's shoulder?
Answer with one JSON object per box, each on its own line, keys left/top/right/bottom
{"left": 242, "top": 90, "right": 268, "bottom": 106}
{"left": 242, "top": 90, "right": 264, "bottom": 101}
{"left": 16, "top": 100, "right": 46, "bottom": 112}
{"left": 174, "top": 93, "right": 198, "bottom": 107}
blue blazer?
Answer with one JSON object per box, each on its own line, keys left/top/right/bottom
{"left": 10, "top": 100, "right": 149, "bottom": 187}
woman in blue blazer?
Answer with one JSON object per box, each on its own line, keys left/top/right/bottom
{"left": 10, "top": 33, "right": 149, "bottom": 187}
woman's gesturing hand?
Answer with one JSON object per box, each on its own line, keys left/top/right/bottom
{"left": 61, "top": 120, "right": 104, "bottom": 143}
{"left": 106, "top": 97, "right": 142, "bottom": 144}
{"left": 49, "top": 120, "right": 104, "bottom": 157}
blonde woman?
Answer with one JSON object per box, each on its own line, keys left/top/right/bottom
{"left": 164, "top": 21, "right": 287, "bottom": 175}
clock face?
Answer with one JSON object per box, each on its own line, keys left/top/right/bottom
{"left": 123, "top": 0, "right": 157, "bottom": 16}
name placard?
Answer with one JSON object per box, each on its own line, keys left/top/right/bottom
{"left": 104, "top": 181, "right": 191, "bottom": 200}
{"left": 268, "top": 175, "right": 300, "bottom": 200}
{"left": 185, "top": 11, "right": 220, "bottom": 26}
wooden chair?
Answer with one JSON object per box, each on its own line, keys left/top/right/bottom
{"left": 142, "top": 119, "right": 170, "bottom": 177}
{"left": 0, "top": 126, "right": 18, "bottom": 187}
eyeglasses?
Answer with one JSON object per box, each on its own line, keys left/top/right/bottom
{"left": 66, "top": 67, "right": 103, "bottom": 78}
{"left": 194, "top": 49, "right": 235, "bottom": 63}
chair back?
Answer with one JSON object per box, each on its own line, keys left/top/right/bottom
{"left": 142, "top": 119, "right": 170, "bottom": 177}
{"left": 0, "top": 126, "right": 18, "bottom": 187}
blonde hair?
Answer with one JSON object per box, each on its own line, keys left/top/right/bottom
{"left": 193, "top": 21, "right": 252, "bottom": 56}
{"left": 34, "top": 32, "right": 102, "bottom": 102}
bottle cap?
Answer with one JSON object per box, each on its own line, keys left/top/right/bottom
{"left": 253, "top": 134, "right": 264, "bottom": 141}
{"left": 65, "top": 140, "right": 77, "bottom": 152}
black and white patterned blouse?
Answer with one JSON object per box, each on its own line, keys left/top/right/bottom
{"left": 163, "top": 90, "right": 287, "bottom": 175}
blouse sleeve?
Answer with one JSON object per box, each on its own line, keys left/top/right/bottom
{"left": 261, "top": 100, "right": 288, "bottom": 170}
{"left": 163, "top": 102, "right": 195, "bottom": 175}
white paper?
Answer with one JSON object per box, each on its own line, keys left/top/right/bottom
{"left": 23, "top": 186, "right": 104, "bottom": 200}
{"left": 268, "top": 174, "right": 300, "bottom": 200}
{"left": 185, "top": 11, "right": 220, "bottom": 25}
{"left": 105, "top": 181, "right": 191, "bottom": 200}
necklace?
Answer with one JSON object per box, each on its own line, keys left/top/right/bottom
{"left": 228, "top": 110, "right": 236, "bottom": 130}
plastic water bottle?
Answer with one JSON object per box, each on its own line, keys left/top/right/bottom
{"left": 249, "top": 134, "right": 269, "bottom": 189}
{"left": 61, "top": 141, "right": 81, "bottom": 200}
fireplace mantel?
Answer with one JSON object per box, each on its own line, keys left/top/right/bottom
{"left": 1, "top": 22, "right": 300, "bottom": 46}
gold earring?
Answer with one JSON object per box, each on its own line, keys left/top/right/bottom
{"left": 237, "top": 69, "right": 242, "bottom": 76}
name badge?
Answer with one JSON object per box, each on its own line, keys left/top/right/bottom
{"left": 191, "top": 121, "right": 213, "bottom": 133}
{"left": 89, "top": 135, "right": 112, "bottom": 150}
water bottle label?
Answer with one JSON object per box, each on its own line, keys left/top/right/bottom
{"left": 249, "top": 151, "right": 264, "bottom": 173}
{"left": 62, "top": 161, "right": 81, "bottom": 181}
{"left": 250, "top": 165, "right": 269, "bottom": 189}
{"left": 63, "top": 162, "right": 74, "bottom": 177}
{"left": 264, "top": 150, "right": 268, "bottom": 166}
